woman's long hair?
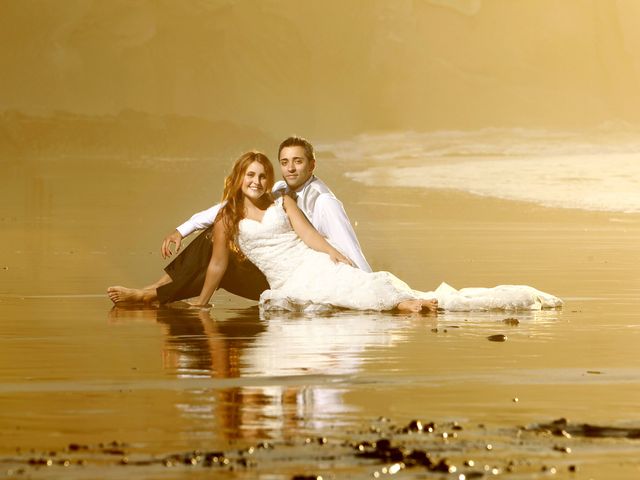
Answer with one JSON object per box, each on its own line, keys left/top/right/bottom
{"left": 217, "top": 151, "right": 275, "bottom": 256}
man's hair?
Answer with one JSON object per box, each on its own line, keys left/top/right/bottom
{"left": 278, "top": 136, "right": 316, "bottom": 162}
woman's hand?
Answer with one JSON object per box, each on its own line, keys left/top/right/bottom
{"left": 186, "top": 299, "right": 213, "bottom": 310}
{"left": 283, "top": 195, "right": 356, "bottom": 267}
{"left": 330, "top": 250, "right": 354, "bottom": 267}
{"left": 166, "top": 300, "right": 212, "bottom": 310}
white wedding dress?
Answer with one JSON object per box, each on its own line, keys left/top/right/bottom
{"left": 238, "top": 199, "right": 563, "bottom": 313}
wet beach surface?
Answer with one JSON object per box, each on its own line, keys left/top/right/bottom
{"left": 2, "top": 155, "right": 640, "bottom": 478}
{"left": 5, "top": 0, "right": 640, "bottom": 475}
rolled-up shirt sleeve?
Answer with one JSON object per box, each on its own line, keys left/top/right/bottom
{"left": 272, "top": 180, "right": 287, "bottom": 196}
{"left": 177, "top": 183, "right": 287, "bottom": 238}
{"left": 176, "top": 203, "right": 223, "bottom": 237}
{"left": 313, "top": 194, "right": 372, "bottom": 272}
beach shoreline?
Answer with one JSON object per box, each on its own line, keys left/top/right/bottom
{"left": 1, "top": 150, "right": 639, "bottom": 478}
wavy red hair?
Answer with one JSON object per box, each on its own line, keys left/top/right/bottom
{"left": 217, "top": 151, "right": 275, "bottom": 255}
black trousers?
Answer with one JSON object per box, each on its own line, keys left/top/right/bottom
{"left": 156, "top": 226, "right": 269, "bottom": 304}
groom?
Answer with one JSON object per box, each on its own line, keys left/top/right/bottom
{"left": 156, "top": 136, "right": 371, "bottom": 303}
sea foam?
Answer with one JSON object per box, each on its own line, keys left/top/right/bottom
{"left": 323, "top": 127, "right": 640, "bottom": 213}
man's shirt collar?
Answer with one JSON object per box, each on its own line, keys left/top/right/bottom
{"left": 291, "top": 175, "right": 316, "bottom": 195}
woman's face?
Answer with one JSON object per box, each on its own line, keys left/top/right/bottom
{"left": 241, "top": 161, "right": 269, "bottom": 200}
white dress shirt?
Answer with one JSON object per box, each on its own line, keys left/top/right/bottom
{"left": 176, "top": 176, "right": 372, "bottom": 272}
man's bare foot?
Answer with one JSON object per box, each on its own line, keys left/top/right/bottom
{"left": 107, "top": 286, "right": 152, "bottom": 304}
{"left": 397, "top": 298, "right": 438, "bottom": 313}
{"left": 142, "top": 273, "right": 172, "bottom": 291}
{"left": 108, "top": 305, "right": 159, "bottom": 324}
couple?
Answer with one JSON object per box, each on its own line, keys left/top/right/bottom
{"left": 108, "top": 136, "right": 562, "bottom": 313}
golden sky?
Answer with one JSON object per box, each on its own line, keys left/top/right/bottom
{"left": 2, "top": 0, "right": 640, "bottom": 136}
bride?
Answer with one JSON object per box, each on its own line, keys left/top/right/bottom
{"left": 185, "top": 151, "right": 561, "bottom": 313}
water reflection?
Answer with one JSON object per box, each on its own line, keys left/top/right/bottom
{"left": 236, "top": 311, "right": 414, "bottom": 436}
{"left": 435, "top": 309, "right": 564, "bottom": 338}
{"left": 156, "top": 306, "right": 266, "bottom": 380}
{"left": 109, "top": 305, "right": 415, "bottom": 440}
{"left": 108, "top": 305, "right": 564, "bottom": 442}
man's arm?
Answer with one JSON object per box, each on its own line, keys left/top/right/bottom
{"left": 176, "top": 203, "right": 223, "bottom": 237}
{"left": 161, "top": 203, "right": 223, "bottom": 259}
{"left": 313, "top": 195, "right": 372, "bottom": 272}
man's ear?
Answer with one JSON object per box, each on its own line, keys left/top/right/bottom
{"left": 310, "top": 160, "right": 316, "bottom": 173}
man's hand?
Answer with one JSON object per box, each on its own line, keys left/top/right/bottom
{"left": 329, "top": 250, "right": 355, "bottom": 267}
{"left": 161, "top": 230, "right": 183, "bottom": 259}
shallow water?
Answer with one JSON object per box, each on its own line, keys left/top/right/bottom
{"left": 2, "top": 145, "right": 640, "bottom": 478}
{"left": 2, "top": 287, "right": 639, "bottom": 477}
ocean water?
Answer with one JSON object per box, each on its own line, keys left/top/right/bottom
{"left": 2, "top": 135, "right": 640, "bottom": 478}
{"left": 322, "top": 127, "right": 640, "bottom": 213}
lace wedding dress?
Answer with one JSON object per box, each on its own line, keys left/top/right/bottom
{"left": 238, "top": 199, "right": 563, "bottom": 313}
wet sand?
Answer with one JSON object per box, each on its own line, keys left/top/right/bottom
{"left": 1, "top": 153, "right": 640, "bottom": 478}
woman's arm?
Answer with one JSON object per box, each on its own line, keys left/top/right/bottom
{"left": 193, "top": 218, "right": 230, "bottom": 307}
{"left": 283, "top": 195, "right": 354, "bottom": 266}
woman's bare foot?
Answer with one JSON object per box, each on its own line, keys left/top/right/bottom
{"left": 107, "top": 286, "right": 155, "bottom": 304}
{"left": 397, "top": 298, "right": 438, "bottom": 313}
{"left": 422, "top": 299, "right": 438, "bottom": 312}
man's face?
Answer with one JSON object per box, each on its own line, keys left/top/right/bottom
{"left": 279, "top": 146, "right": 315, "bottom": 190}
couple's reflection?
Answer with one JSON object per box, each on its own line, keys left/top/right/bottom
{"left": 156, "top": 306, "right": 265, "bottom": 380}
{"left": 110, "top": 304, "right": 411, "bottom": 440}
